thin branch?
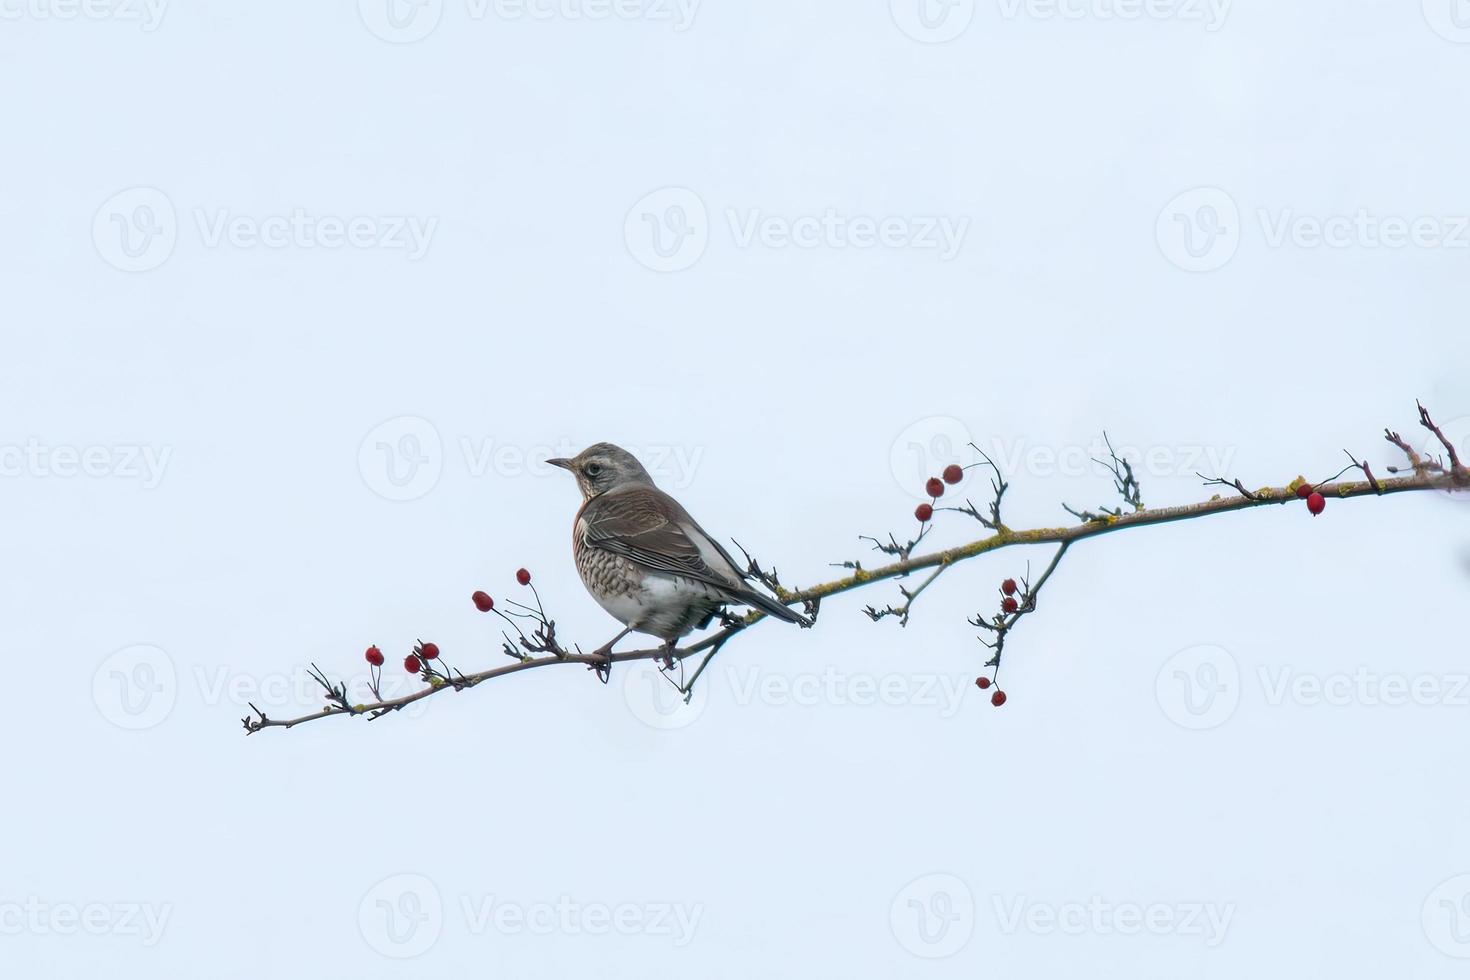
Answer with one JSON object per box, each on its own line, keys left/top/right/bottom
{"left": 245, "top": 404, "right": 1464, "bottom": 734}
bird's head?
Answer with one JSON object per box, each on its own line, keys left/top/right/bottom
{"left": 546, "top": 443, "right": 654, "bottom": 500}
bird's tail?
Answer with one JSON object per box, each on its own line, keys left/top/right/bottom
{"left": 733, "top": 587, "right": 812, "bottom": 628}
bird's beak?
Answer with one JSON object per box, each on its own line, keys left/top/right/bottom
{"left": 546, "top": 457, "right": 573, "bottom": 471}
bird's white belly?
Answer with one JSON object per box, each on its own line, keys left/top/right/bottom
{"left": 594, "top": 572, "right": 723, "bottom": 639}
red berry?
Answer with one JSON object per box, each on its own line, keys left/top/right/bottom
{"left": 975, "top": 676, "right": 991, "bottom": 690}
{"left": 942, "top": 464, "right": 964, "bottom": 485}
{"left": 364, "top": 645, "right": 384, "bottom": 667}
{"left": 991, "top": 689, "right": 1007, "bottom": 707}
{"left": 1307, "top": 492, "right": 1326, "bottom": 516}
{"left": 1002, "top": 596, "right": 1019, "bottom": 614}
{"left": 1001, "top": 578, "right": 1018, "bottom": 596}
{"left": 472, "top": 591, "right": 494, "bottom": 612}
{"left": 404, "top": 654, "right": 422, "bottom": 673}
{"left": 419, "top": 642, "right": 440, "bottom": 660}
{"left": 925, "top": 477, "right": 945, "bottom": 498}
{"left": 516, "top": 568, "right": 532, "bottom": 586}
{"left": 914, "top": 502, "right": 934, "bottom": 522}
{"left": 1296, "top": 483, "right": 1314, "bottom": 499}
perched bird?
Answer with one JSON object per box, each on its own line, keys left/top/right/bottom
{"left": 547, "top": 443, "right": 810, "bottom": 654}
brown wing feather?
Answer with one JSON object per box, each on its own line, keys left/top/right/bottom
{"left": 581, "top": 486, "right": 736, "bottom": 588}
{"left": 581, "top": 486, "right": 811, "bottom": 627}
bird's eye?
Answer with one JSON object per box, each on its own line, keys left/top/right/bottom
{"left": 585, "top": 463, "right": 602, "bottom": 477}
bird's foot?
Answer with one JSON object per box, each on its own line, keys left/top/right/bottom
{"left": 584, "top": 628, "right": 630, "bottom": 685}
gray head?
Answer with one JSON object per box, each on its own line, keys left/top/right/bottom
{"left": 546, "top": 443, "right": 655, "bottom": 500}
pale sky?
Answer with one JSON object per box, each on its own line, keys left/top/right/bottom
{"left": 3, "top": 1, "right": 1470, "bottom": 976}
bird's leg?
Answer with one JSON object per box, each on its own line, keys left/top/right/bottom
{"left": 661, "top": 638, "right": 679, "bottom": 672}
{"left": 585, "top": 627, "right": 631, "bottom": 685}
{"left": 589, "top": 628, "right": 631, "bottom": 664}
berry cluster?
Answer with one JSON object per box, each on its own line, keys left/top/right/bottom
{"left": 368, "top": 639, "right": 443, "bottom": 675}
{"left": 973, "top": 674, "right": 1006, "bottom": 707}
{"left": 358, "top": 567, "right": 542, "bottom": 692}
{"left": 915, "top": 463, "right": 965, "bottom": 523}
{"left": 1296, "top": 481, "right": 1327, "bottom": 517}
{"left": 972, "top": 575, "right": 1026, "bottom": 707}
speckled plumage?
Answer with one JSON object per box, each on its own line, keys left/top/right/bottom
{"left": 547, "top": 443, "right": 810, "bottom": 645}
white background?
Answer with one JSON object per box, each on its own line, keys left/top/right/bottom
{"left": 3, "top": 0, "right": 1470, "bottom": 976}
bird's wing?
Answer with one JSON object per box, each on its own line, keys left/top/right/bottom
{"left": 583, "top": 485, "right": 811, "bottom": 627}
{"left": 581, "top": 486, "right": 742, "bottom": 590}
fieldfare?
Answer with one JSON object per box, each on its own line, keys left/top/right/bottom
{"left": 547, "top": 444, "right": 811, "bottom": 653}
